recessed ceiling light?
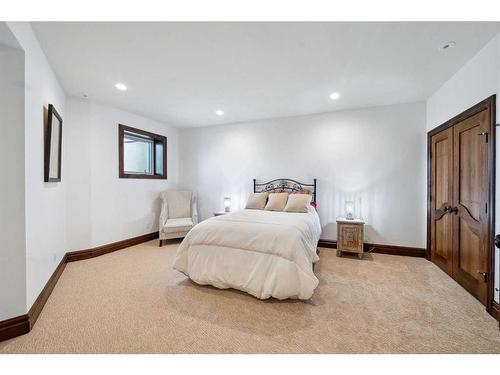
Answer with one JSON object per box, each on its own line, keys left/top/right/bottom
{"left": 329, "top": 92, "right": 340, "bottom": 100}
{"left": 440, "top": 41, "right": 456, "bottom": 51}
{"left": 216, "top": 110, "right": 224, "bottom": 116}
{"left": 115, "top": 83, "right": 127, "bottom": 91}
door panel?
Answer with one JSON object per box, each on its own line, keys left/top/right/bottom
{"left": 431, "top": 128, "right": 453, "bottom": 275}
{"left": 452, "top": 109, "right": 489, "bottom": 305}
{"left": 458, "top": 219, "right": 480, "bottom": 275}
{"left": 458, "top": 125, "right": 482, "bottom": 221}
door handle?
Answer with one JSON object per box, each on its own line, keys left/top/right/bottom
{"left": 478, "top": 271, "right": 488, "bottom": 282}
{"left": 449, "top": 206, "right": 458, "bottom": 215}
{"left": 435, "top": 204, "right": 452, "bottom": 220}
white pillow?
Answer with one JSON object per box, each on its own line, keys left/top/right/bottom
{"left": 283, "top": 193, "right": 312, "bottom": 213}
{"left": 264, "top": 193, "right": 289, "bottom": 211}
{"left": 245, "top": 192, "right": 269, "bottom": 209}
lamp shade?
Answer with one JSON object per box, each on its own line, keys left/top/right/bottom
{"left": 224, "top": 196, "right": 231, "bottom": 212}
{"left": 345, "top": 200, "right": 355, "bottom": 220}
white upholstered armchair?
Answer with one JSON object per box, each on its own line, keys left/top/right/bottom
{"left": 159, "top": 190, "right": 198, "bottom": 246}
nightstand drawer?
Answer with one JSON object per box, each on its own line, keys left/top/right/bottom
{"left": 338, "top": 224, "right": 363, "bottom": 252}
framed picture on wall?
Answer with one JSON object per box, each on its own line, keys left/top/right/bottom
{"left": 44, "top": 104, "right": 63, "bottom": 182}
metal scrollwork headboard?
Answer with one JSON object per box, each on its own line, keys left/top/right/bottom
{"left": 253, "top": 178, "right": 317, "bottom": 203}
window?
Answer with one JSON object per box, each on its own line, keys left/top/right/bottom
{"left": 119, "top": 124, "right": 167, "bottom": 179}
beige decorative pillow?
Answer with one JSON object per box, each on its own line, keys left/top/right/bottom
{"left": 245, "top": 192, "right": 269, "bottom": 209}
{"left": 284, "top": 193, "right": 312, "bottom": 213}
{"left": 264, "top": 193, "right": 289, "bottom": 211}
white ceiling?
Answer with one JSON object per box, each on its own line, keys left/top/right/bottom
{"left": 0, "top": 22, "right": 22, "bottom": 50}
{"left": 32, "top": 22, "right": 500, "bottom": 127}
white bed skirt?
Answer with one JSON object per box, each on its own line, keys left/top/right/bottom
{"left": 177, "top": 244, "right": 319, "bottom": 300}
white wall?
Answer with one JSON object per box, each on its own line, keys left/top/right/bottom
{"left": 7, "top": 22, "right": 67, "bottom": 308}
{"left": 179, "top": 102, "right": 427, "bottom": 248}
{"left": 65, "top": 99, "right": 92, "bottom": 251}
{"left": 3, "top": 22, "right": 178, "bottom": 314}
{"left": 426, "top": 32, "right": 500, "bottom": 303}
{"left": 65, "top": 99, "right": 179, "bottom": 249}
{"left": 0, "top": 22, "right": 178, "bottom": 316}
{"left": 0, "top": 24, "right": 26, "bottom": 320}
{"left": 426, "top": 33, "right": 500, "bottom": 131}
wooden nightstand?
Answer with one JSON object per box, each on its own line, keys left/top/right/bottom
{"left": 213, "top": 211, "right": 227, "bottom": 216}
{"left": 336, "top": 218, "right": 365, "bottom": 259}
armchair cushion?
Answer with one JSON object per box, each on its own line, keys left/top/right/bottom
{"left": 167, "top": 191, "right": 192, "bottom": 219}
{"left": 162, "top": 218, "right": 195, "bottom": 234}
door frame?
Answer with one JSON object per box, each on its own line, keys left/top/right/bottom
{"left": 426, "top": 95, "right": 496, "bottom": 314}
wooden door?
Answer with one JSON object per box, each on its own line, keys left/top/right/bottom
{"left": 452, "top": 109, "right": 490, "bottom": 305}
{"left": 430, "top": 128, "right": 454, "bottom": 276}
{"left": 429, "top": 97, "right": 495, "bottom": 307}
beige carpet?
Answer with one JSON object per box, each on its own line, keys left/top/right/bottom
{"left": 1, "top": 240, "right": 500, "bottom": 353}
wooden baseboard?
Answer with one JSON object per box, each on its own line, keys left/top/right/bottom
{"left": 0, "top": 253, "right": 66, "bottom": 342}
{"left": 317, "top": 240, "right": 337, "bottom": 249}
{"left": 490, "top": 301, "right": 500, "bottom": 322}
{"left": 365, "top": 243, "right": 426, "bottom": 257}
{"left": 27, "top": 254, "right": 67, "bottom": 328}
{"left": 0, "top": 231, "right": 159, "bottom": 342}
{"left": 66, "top": 231, "right": 159, "bottom": 262}
{"left": 317, "top": 239, "right": 426, "bottom": 258}
{"left": 0, "top": 315, "right": 30, "bottom": 342}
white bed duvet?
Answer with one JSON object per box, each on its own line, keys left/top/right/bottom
{"left": 172, "top": 207, "right": 322, "bottom": 300}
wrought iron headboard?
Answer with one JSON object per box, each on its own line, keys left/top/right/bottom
{"left": 253, "top": 178, "right": 317, "bottom": 203}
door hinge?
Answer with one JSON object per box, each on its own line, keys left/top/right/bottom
{"left": 486, "top": 202, "right": 488, "bottom": 213}
{"left": 479, "top": 132, "right": 489, "bottom": 143}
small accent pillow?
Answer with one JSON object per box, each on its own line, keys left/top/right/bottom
{"left": 284, "top": 193, "right": 312, "bottom": 213}
{"left": 264, "top": 193, "right": 289, "bottom": 211}
{"left": 245, "top": 192, "right": 269, "bottom": 210}
{"left": 272, "top": 188, "right": 286, "bottom": 193}
{"left": 295, "top": 189, "right": 312, "bottom": 195}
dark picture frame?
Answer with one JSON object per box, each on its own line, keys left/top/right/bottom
{"left": 44, "top": 104, "right": 63, "bottom": 182}
{"left": 118, "top": 124, "right": 167, "bottom": 179}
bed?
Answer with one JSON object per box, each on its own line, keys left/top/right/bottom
{"left": 172, "top": 179, "right": 322, "bottom": 300}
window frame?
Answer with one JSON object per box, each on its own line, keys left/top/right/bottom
{"left": 118, "top": 124, "right": 167, "bottom": 180}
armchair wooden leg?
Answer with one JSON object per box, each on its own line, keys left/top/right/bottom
{"left": 159, "top": 239, "right": 164, "bottom": 247}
